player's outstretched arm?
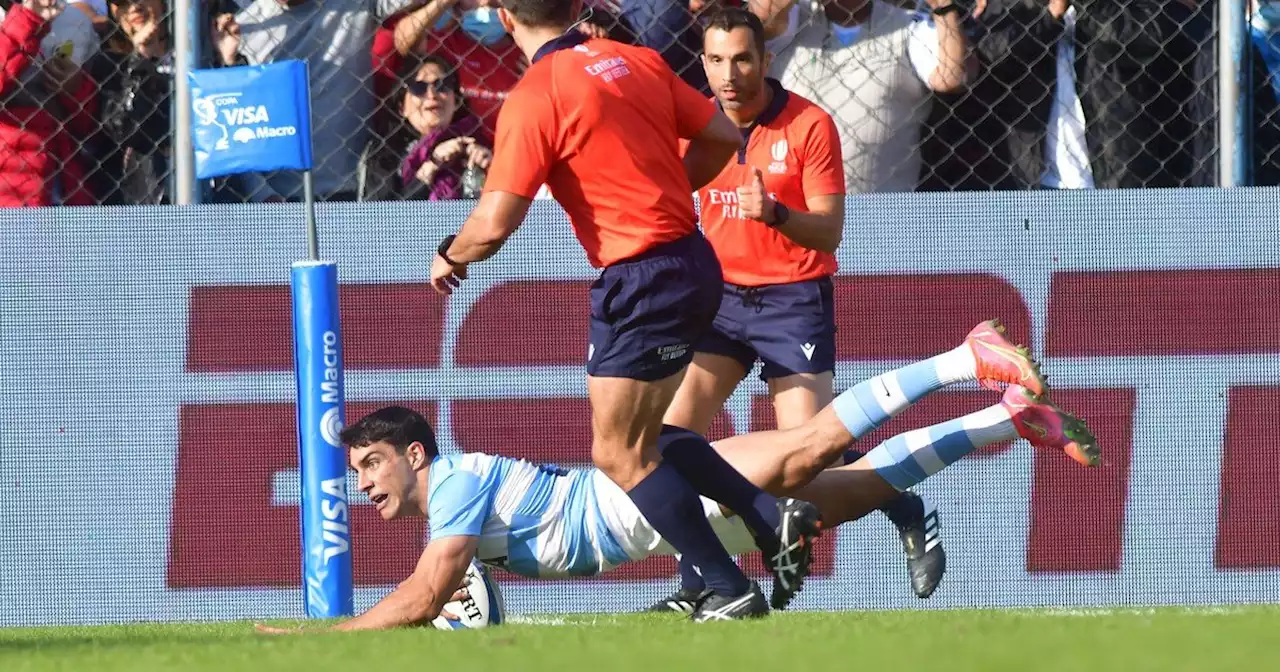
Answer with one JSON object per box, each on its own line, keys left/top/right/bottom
{"left": 329, "top": 535, "right": 480, "bottom": 632}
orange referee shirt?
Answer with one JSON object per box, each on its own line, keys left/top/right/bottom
{"left": 483, "top": 33, "right": 717, "bottom": 269}
{"left": 696, "top": 81, "right": 845, "bottom": 286}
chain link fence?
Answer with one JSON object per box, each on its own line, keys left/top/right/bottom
{"left": 0, "top": 0, "right": 1277, "bottom": 206}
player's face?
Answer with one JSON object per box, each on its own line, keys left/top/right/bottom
{"left": 350, "top": 441, "right": 421, "bottom": 521}
{"left": 402, "top": 62, "right": 460, "bottom": 137}
{"left": 702, "top": 27, "right": 770, "bottom": 111}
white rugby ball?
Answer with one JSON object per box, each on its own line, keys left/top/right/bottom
{"left": 431, "top": 560, "right": 505, "bottom": 631}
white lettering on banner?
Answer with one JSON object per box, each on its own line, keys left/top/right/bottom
{"left": 317, "top": 477, "right": 351, "bottom": 566}
{"left": 221, "top": 105, "right": 270, "bottom": 126}
{"left": 193, "top": 99, "right": 296, "bottom": 146}
{"left": 3, "top": 192, "right": 1280, "bottom": 626}
{"left": 231, "top": 125, "right": 299, "bottom": 145}
{"left": 304, "top": 477, "right": 351, "bottom": 613}
{"left": 321, "top": 331, "right": 341, "bottom": 404}
{"left": 255, "top": 126, "right": 297, "bottom": 139}
{"left": 193, "top": 92, "right": 241, "bottom": 151}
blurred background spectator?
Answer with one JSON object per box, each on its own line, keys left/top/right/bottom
{"left": 766, "top": 0, "right": 979, "bottom": 193}
{"left": 211, "top": 0, "right": 419, "bottom": 203}
{"left": 69, "top": 0, "right": 114, "bottom": 34}
{"left": 0, "top": 0, "right": 99, "bottom": 207}
{"left": 86, "top": 0, "right": 173, "bottom": 205}
{"left": 1, "top": 0, "right": 1277, "bottom": 207}
{"left": 373, "top": 0, "right": 524, "bottom": 141}
{"left": 1252, "top": 0, "right": 1280, "bottom": 181}
{"left": 920, "top": 0, "right": 1280, "bottom": 191}
{"left": 620, "top": 0, "right": 713, "bottom": 92}
{"left": 359, "top": 52, "right": 492, "bottom": 200}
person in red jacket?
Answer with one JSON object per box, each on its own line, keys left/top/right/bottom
{"left": 0, "top": 0, "right": 100, "bottom": 207}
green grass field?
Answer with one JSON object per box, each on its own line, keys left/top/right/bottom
{"left": 3, "top": 607, "right": 1276, "bottom": 671}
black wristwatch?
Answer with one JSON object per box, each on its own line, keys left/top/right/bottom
{"left": 931, "top": 4, "right": 964, "bottom": 16}
{"left": 768, "top": 202, "right": 790, "bottom": 228}
{"left": 437, "top": 234, "right": 459, "bottom": 265}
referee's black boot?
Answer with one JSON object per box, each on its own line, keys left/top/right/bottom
{"left": 767, "top": 497, "right": 824, "bottom": 610}
{"left": 645, "top": 587, "right": 713, "bottom": 614}
{"left": 690, "top": 582, "right": 769, "bottom": 623}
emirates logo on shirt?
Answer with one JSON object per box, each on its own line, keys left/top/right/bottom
{"left": 707, "top": 188, "right": 778, "bottom": 221}
{"left": 769, "top": 139, "right": 788, "bottom": 174}
{"left": 707, "top": 188, "right": 741, "bottom": 220}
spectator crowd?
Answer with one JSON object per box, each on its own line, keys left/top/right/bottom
{"left": 1, "top": 0, "right": 1279, "bottom": 207}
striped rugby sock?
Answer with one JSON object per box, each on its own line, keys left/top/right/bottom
{"left": 832, "top": 344, "right": 978, "bottom": 439}
{"left": 865, "top": 404, "right": 1018, "bottom": 491}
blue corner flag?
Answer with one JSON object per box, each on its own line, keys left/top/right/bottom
{"left": 190, "top": 60, "right": 314, "bottom": 180}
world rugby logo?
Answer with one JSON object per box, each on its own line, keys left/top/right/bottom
{"left": 771, "top": 139, "right": 788, "bottom": 162}
{"left": 320, "top": 407, "right": 343, "bottom": 447}
{"left": 769, "top": 139, "right": 788, "bottom": 174}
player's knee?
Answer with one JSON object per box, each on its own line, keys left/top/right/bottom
{"left": 591, "top": 440, "right": 650, "bottom": 490}
{"left": 779, "top": 427, "right": 837, "bottom": 490}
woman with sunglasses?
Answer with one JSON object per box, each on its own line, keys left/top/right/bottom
{"left": 360, "top": 52, "right": 493, "bottom": 201}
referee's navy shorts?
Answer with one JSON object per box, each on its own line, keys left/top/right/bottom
{"left": 695, "top": 277, "right": 837, "bottom": 381}
{"left": 586, "top": 233, "right": 723, "bottom": 381}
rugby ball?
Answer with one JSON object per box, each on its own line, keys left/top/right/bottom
{"left": 431, "top": 559, "right": 505, "bottom": 631}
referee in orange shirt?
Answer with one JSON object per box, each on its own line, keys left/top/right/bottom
{"left": 428, "top": 0, "right": 822, "bottom": 620}
{"left": 646, "top": 8, "right": 946, "bottom": 615}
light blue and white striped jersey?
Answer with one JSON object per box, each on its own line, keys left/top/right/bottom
{"left": 426, "top": 452, "right": 639, "bottom": 578}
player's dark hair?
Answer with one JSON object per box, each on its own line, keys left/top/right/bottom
{"left": 502, "top": 0, "right": 578, "bottom": 29}
{"left": 702, "top": 7, "right": 767, "bottom": 59}
{"left": 339, "top": 406, "right": 439, "bottom": 460}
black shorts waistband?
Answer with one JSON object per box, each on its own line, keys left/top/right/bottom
{"left": 607, "top": 232, "right": 709, "bottom": 267}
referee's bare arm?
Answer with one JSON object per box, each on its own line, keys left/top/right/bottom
{"left": 738, "top": 169, "right": 844, "bottom": 253}
{"left": 440, "top": 192, "right": 533, "bottom": 264}
{"left": 683, "top": 111, "right": 742, "bottom": 190}
{"left": 770, "top": 193, "right": 844, "bottom": 253}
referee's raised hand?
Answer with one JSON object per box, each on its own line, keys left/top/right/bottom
{"left": 737, "top": 168, "right": 777, "bottom": 224}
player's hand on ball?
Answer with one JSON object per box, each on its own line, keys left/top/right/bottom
{"left": 736, "top": 168, "right": 776, "bottom": 224}
{"left": 438, "top": 608, "right": 461, "bottom": 622}
{"left": 431, "top": 253, "right": 468, "bottom": 295}
{"left": 450, "top": 577, "right": 471, "bottom": 603}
